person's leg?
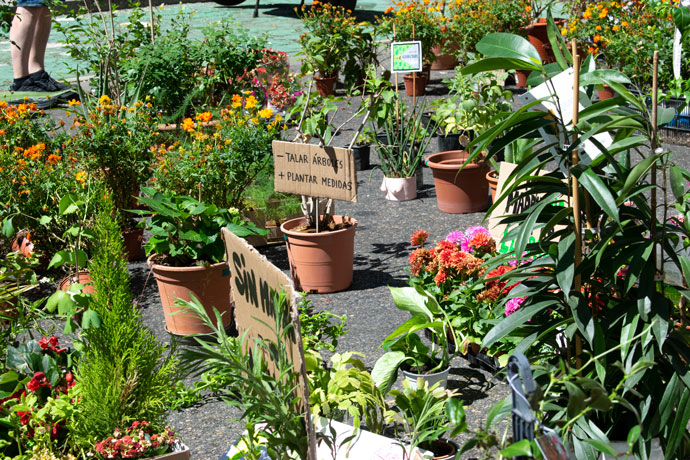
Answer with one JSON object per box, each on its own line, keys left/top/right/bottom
{"left": 28, "top": 7, "right": 51, "bottom": 74}
{"left": 9, "top": 7, "right": 38, "bottom": 79}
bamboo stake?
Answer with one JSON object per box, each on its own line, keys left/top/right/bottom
{"left": 571, "top": 40, "right": 583, "bottom": 369}
{"left": 412, "top": 24, "right": 416, "bottom": 107}
{"left": 651, "top": 51, "right": 659, "bottom": 277}
{"left": 393, "top": 25, "right": 400, "bottom": 125}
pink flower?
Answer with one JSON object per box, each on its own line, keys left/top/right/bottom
{"left": 505, "top": 297, "right": 525, "bottom": 316}
{"left": 445, "top": 231, "right": 466, "bottom": 246}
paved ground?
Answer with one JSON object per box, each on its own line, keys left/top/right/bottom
{"left": 0, "top": 0, "right": 392, "bottom": 88}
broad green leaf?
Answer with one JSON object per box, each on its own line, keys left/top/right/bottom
{"left": 499, "top": 439, "right": 532, "bottom": 457}
{"left": 461, "top": 57, "right": 541, "bottom": 75}
{"left": 670, "top": 165, "right": 686, "bottom": 202}
{"left": 38, "top": 215, "right": 52, "bottom": 226}
{"left": 382, "top": 316, "right": 430, "bottom": 344}
{"left": 82, "top": 309, "right": 101, "bottom": 329}
{"left": 619, "top": 154, "right": 659, "bottom": 202}
{"left": 674, "top": 6, "right": 690, "bottom": 37}
{"left": 389, "top": 287, "right": 433, "bottom": 319}
{"left": 475, "top": 33, "right": 542, "bottom": 65}
{"left": 1, "top": 217, "right": 14, "bottom": 238}
{"left": 667, "top": 387, "right": 690, "bottom": 457}
{"left": 47, "top": 251, "right": 70, "bottom": 269}
{"left": 371, "top": 351, "right": 407, "bottom": 395}
{"left": 579, "top": 70, "right": 630, "bottom": 87}
{"left": 582, "top": 438, "right": 617, "bottom": 456}
{"left": 59, "top": 194, "right": 79, "bottom": 215}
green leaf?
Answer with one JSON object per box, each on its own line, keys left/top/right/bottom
{"left": 39, "top": 215, "right": 52, "bottom": 226}
{"left": 579, "top": 70, "right": 630, "bottom": 87}
{"left": 47, "top": 251, "right": 70, "bottom": 269}
{"left": 556, "top": 234, "right": 575, "bottom": 298}
{"left": 627, "top": 425, "right": 641, "bottom": 447}
{"left": 45, "top": 290, "right": 69, "bottom": 313}
{"left": 59, "top": 194, "right": 79, "bottom": 215}
{"left": 618, "top": 154, "right": 659, "bottom": 202}
{"left": 461, "top": 57, "right": 541, "bottom": 75}
{"left": 499, "top": 439, "right": 532, "bottom": 457}
{"left": 1, "top": 217, "right": 14, "bottom": 238}
{"left": 576, "top": 168, "right": 619, "bottom": 225}
{"left": 475, "top": 33, "right": 542, "bottom": 65}
{"left": 446, "top": 398, "right": 467, "bottom": 437}
{"left": 81, "top": 309, "right": 101, "bottom": 329}
{"left": 482, "top": 301, "right": 551, "bottom": 349}
{"left": 371, "top": 351, "right": 407, "bottom": 395}
{"left": 582, "top": 438, "right": 617, "bottom": 456}
{"left": 670, "top": 165, "right": 686, "bottom": 202}
{"left": 389, "top": 287, "right": 434, "bottom": 318}
{"left": 673, "top": 6, "right": 690, "bottom": 38}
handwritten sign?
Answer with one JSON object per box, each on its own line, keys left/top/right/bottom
{"left": 391, "top": 41, "right": 423, "bottom": 73}
{"left": 222, "top": 227, "right": 317, "bottom": 459}
{"left": 273, "top": 141, "right": 357, "bottom": 202}
{"left": 488, "top": 162, "right": 566, "bottom": 253}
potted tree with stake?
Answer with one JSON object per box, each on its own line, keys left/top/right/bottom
{"left": 132, "top": 187, "right": 265, "bottom": 336}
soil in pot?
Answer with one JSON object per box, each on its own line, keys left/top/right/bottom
{"left": 420, "top": 439, "right": 459, "bottom": 460}
{"left": 281, "top": 215, "right": 357, "bottom": 293}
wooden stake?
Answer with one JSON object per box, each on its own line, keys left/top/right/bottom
{"left": 651, "top": 51, "right": 659, "bottom": 275}
{"left": 412, "top": 23, "right": 416, "bottom": 107}
{"left": 571, "top": 39, "right": 583, "bottom": 369}
{"left": 393, "top": 25, "right": 400, "bottom": 126}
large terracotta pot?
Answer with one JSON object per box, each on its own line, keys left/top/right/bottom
{"left": 425, "top": 150, "right": 489, "bottom": 213}
{"left": 315, "top": 74, "right": 337, "bottom": 97}
{"left": 149, "top": 260, "right": 232, "bottom": 335}
{"left": 523, "top": 18, "right": 566, "bottom": 64}
{"left": 598, "top": 84, "right": 615, "bottom": 101}
{"left": 403, "top": 73, "right": 427, "bottom": 97}
{"left": 281, "top": 216, "right": 357, "bottom": 294}
{"left": 380, "top": 176, "right": 417, "bottom": 201}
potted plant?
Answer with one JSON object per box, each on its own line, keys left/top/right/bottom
{"left": 361, "top": 72, "right": 437, "bottom": 200}
{"left": 349, "top": 128, "right": 375, "bottom": 171}
{"left": 132, "top": 187, "right": 265, "bottom": 336}
{"left": 372, "top": 286, "right": 460, "bottom": 394}
{"left": 342, "top": 24, "right": 378, "bottom": 93}
{"left": 152, "top": 101, "right": 284, "bottom": 212}
{"left": 388, "top": 380, "right": 466, "bottom": 460}
{"left": 69, "top": 94, "right": 159, "bottom": 261}
{"left": 243, "top": 176, "right": 304, "bottom": 247}
{"left": 377, "top": 1, "right": 444, "bottom": 96}
{"left": 297, "top": 2, "right": 357, "bottom": 96}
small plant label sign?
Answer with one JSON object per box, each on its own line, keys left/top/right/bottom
{"left": 272, "top": 141, "right": 358, "bottom": 202}
{"left": 391, "top": 41, "right": 422, "bottom": 73}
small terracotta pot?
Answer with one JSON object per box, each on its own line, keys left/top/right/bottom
{"left": 315, "top": 74, "right": 337, "bottom": 97}
{"left": 425, "top": 150, "right": 489, "bottom": 214}
{"left": 281, "top": 216, "right": 357, "bottom": 294}
{"left": 59, "top": 270, "right": 96, "bottom": 295}
{"left": 123, "top": 228, "right": 145, "bottom": 261}
{"left": 487, "top": 169, "right": 499, "bottom": 203}
{"left": 380, "top": 176, "right": 417, "bottom": 201}
{"left": 515, "top": 69, "right": 529, "bottom": 88}
{"left": 598, "top": 84, "right": 615, "bottom": 101}
{"left": 403, "top": 73, "right": 428, "bottom": 97}
{"left": 149, "top": 260, "right": 232, "bottom": 336}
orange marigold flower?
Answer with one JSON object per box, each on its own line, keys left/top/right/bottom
{"left": 583, "top": 9, "right": 592, "bottom": 18}
{"left": 593, "top": 34, "right": 601, "bottom": 42}
{"left": 68, "top": 99, "right": 81, "bottom": 107}
{"left": 599, "top": 7, "right": 608, "bottom": 17}
{"left": 621, "top": 20, "right": 628, "bottom": 27}
{"left": 196, "top": 111, "right": 213, "bottom": 123}
{"left": 385, "top": 6, "right": 394, "bottom": 13}
{"left": 76, "top": 171, "right": 87, "bottom": 184}
{"left": 182, "top": 118, "right": 196, "bottom": 132}
{"left": 46, "top": 154, "right": 62, "bottom": 165}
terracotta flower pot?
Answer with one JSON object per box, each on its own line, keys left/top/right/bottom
{"left": 431, "top": 39, "right": 459, "bottom": 70}
{"left": 380, "top": 176, "right": 417, "bottom": 201}
{"left": 59, "top": 270, "right": 96, "bottom": 295}
{"left": 123, "top": 228, "right": 145, "bottom": 261}
{"left": 281, "top": 216, "right": 357, "bottom": 294}
{"left": 598, "top": 84, "right": 615, "bottom": 101}
{"left": 425, "top": 150, "right": 489, "bottom": 214}
{"left": 315, "top": 74, "right": 338, "bottom": 97}
{"left": 515, "top": 69, "right": 529, "bottom": 88}
{"left": 523, "top": 18, "right": 565, "bottom": 64}
{"left": 149, "top": 260, "right": 232, "bottom": 336}
{"left": 403, "top": 73, "right": 428, "bottom": 97}
{"left": 487, "top": 169, "right": 499, "bottom": 203}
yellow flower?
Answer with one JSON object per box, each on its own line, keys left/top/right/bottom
{"left": 99, "top": 95, "right": 111, "bottom": 106}
{"left": 621, "top": 20, "right": 628, "bottom": 27}
{"left": 612, "top": 24, "right": 619, "bottom": 31}
{"left": 196, "top": 111, "right": 213, "bottom": 123}
{"left": 258, "top": 108, "right": 273, "bottom": 119}
{"left": 68, "top": 99, "right": 81, "bottom": 107}
{"left": 182, "top": 118, "right": 196, "bottom": 132}
{"left": 245, "top": 95, "right": 258, "bottom": 109}
{"left": 598, "top": 7, "right": 608, "bottom": 18}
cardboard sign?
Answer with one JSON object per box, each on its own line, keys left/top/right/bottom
{"left": 221, "top": 227, "right": 317, "bottom": 459}
{"left": 519, "top": 68, "right": 613, "bottom": 169}
{"left": 391, "top": 41, "right": 423, "bottom": 73}
{"left": 488, "top": 162, "right": 566, "bottom": 253}
{"left": 273, "top": 141, "right": 357, "bottom": 202}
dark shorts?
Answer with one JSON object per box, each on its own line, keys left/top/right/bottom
{"left": 16, "top": 0, "right": 48, "bottom": 7}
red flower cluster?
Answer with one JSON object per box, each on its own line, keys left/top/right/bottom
{"left": 468, "top": 232, "right": 495, "bottom": 253}
{"left": 26, "top": 371, "right": 51, "bottom": 392}
{"left": 94, "top": 421, "right": 178, "bottom": 459}
{"left": 408, "top": 238, "right": 485, "bottom": 286}
{"left": 477, "top": 265, "right": 516, "bottom": 302}
{"left": 410, "top": 229, "right": 429, "bottom": 247}
{"left": 38, "top": 336, "right": 67, "bottom": 354}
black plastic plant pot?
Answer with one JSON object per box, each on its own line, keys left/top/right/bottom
{"left": 436, "top": 133, "right": 462, "bottom": 152}
{"left": 351, "top": 144, "right": 370, "bottom": 170}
